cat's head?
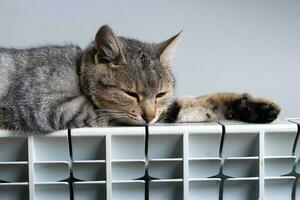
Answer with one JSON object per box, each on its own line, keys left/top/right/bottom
{"left": 81, "top": 25, "right": 181, "bottom": 125}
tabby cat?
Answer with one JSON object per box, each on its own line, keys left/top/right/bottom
{"left": 0, "top": 25, "right": 280, "bottom": 133}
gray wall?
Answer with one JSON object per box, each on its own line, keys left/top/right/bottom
{"left": 0, "top": 0, "right": 299, "bottom": 118}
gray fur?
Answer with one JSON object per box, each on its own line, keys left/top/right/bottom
{"left": 0, "top": 45, "right": 98, "bottom": 133}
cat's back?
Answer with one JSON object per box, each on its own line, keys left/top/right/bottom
{"left": 0, "top": 44, "right": 82, "bottom": 72}
{"left": 0, "top": 44, "right": 82, "bottom": 98}
{"left": 0, "top": 45, "right": 87, "bottom": 132}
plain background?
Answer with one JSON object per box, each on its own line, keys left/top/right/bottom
{"left": 0, "top": 0, "right": 299, "bottom": 118}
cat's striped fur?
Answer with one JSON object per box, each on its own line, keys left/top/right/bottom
{"left": 0, "top": 25, "right": 280, "bottom": 134}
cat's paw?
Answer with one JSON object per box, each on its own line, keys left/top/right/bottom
{"left": 232, "top": 94, "right": 281, "bottom": 123}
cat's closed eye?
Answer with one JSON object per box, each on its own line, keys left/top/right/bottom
{"left": 124, "top": 90, "right": 139, "bottom": 101}
{"left": 156, "top": 92, "right": 167, "bottom": 98}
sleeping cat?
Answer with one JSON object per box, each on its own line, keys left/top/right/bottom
{"left": 0, "top": 25, "right": 280, "bottom": 133}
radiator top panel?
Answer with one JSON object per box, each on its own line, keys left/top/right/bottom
{"left": 0, "top": 119, "right": 299, "bottom": 200}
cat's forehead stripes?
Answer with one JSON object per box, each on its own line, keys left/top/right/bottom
{"left": 101, "top": 37, "right": 172, "bottom": 95}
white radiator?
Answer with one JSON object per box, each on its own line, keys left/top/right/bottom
{"left": 0, "top": 119, "right": 299, "bottom": 200}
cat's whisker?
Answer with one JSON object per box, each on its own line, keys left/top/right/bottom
{"left": 100, "top": 109, "right": 141, "bottom": 121}
{"left": 104, "top": 112, "right": 141, "bottom": 122}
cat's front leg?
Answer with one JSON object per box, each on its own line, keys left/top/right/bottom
{"left": 173, "top": 93, "right": 281, "bottom": 123}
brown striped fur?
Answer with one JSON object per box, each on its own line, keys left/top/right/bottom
{"left": 174, "top": 93, "right": 280, "bottom": 123}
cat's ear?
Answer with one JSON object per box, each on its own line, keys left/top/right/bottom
{"left": 157, "top": 31, "right": 182, "bottom": 68}
{"left": 94, "top": 25, "right": 127, "bottom": 67}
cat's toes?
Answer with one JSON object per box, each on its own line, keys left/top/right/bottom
{"left": 235, "top": 96, "right": 281, "bottom": 123}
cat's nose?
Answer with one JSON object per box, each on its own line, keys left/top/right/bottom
{"left": 141, "top": 114, "right": 155, "bottom": 123}
{"left": 142, "top": 101, "right": 156, "bottom": 123}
